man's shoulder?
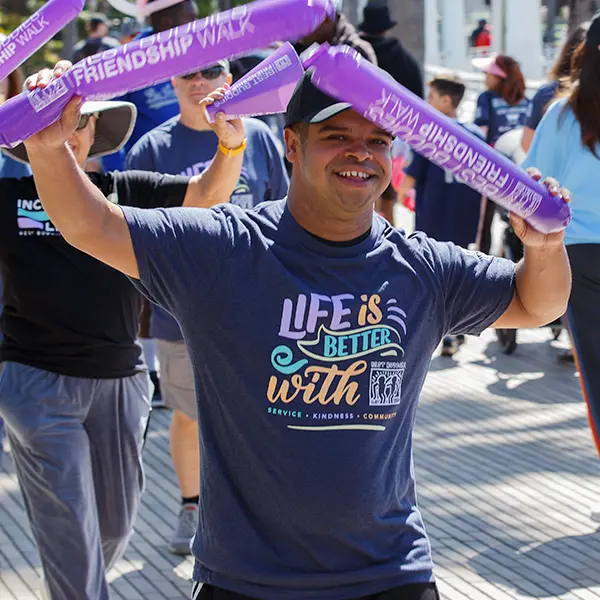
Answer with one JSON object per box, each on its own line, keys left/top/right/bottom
{"left": 0, "top": 174, "right": 36, "bottom": 196}
{"left": 242, "top": 117, "right": 277, "bottom": 141}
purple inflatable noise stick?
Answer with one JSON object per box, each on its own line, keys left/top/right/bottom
{"left": 0, "top": 0, "right": 86, "bottom": 82}
{"left": 303, "top": 43, "right": 571, "bottom": 234}
{"left": 0, "top": 0, "right": 336, "bottom": 149}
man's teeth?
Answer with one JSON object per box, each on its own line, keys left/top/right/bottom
{"left": 338, "top": 171, "right": 370, "bottom": 179}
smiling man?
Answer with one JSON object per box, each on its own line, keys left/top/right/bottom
{"left": 22, "top": 68, "right": 571, "bottom": 600}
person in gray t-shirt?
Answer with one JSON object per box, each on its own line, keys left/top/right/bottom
{"left": 126, "top": 58, "right": 289, "bottom": 556}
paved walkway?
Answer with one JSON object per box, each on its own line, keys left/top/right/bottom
{"left": 1, "top": 327, "right": 600, "bottom": 599}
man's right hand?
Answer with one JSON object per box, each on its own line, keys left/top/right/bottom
{"left": 23, "top": 60, "right": 81, "bottom": 154}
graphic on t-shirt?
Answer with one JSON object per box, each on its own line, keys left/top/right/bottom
{"left": 267, "top": 293, "right": 407, "bottom": 431}
{"left": 16, "top": 199, "right": 58, "bottom": 236}
{"left": 144, "top": 85, "right": 178, "bottom": 111}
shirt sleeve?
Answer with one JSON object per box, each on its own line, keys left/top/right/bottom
{"left": 121, "top": 205, "right": 234, "bottom": 317}
{"left": 115, "top": 171, "right": 190, "bottom": 209}
{"left": 417, "top": 234, "right": 516, "bottom": 336}
{"left": 474, "top": 91, "right": 491, "bottom": 127}
{"left": 525, "top": 88, "right": 547, "bottom": 130}
{"left": 521, "top": 100, "right": 564, "bottom": 178}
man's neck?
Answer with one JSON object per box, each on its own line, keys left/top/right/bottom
{"left": 445, "top": 110, "right": 458, "bottom": 119}
{"left": 179, "top": 109, "right": 212, "bottom": 132}
{"left": 286, "top": 183, "right": 374, "bottom": 243}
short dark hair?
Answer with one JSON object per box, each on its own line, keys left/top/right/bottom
{"left": 429, "top": 74, "right": 466, "bottom": 108}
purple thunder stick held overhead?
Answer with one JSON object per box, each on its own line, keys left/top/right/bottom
{"left": 206, "top": 42, "right": 304, "bottom": 122}
{"left": 0, "top": 0, "right": 336, "bottom": 149}
{"left": 303, "top": 43, "right": 571, "bottom": 235}
{"left": 0, "top": 0, "right": 86, "bottom": 82}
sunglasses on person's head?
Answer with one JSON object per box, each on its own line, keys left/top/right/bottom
{"left": 179, "top": 66, "right": 224, "bottom": 81}
{"left": 76, "top": 113, "right": 98, "bottom": 131}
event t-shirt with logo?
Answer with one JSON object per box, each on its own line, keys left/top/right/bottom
{"left": 406, "top": 122, "right": 485, "bottom": 248}
{"left": 126, "top": 116, "right": 289, "bottom": 341}
{"left": 474, "top": 90, "right": 530, "bottom": 145}
{"left": 0, "top": 171, "right": 189, "bottom": 378}
{"left": 122, "top": 199, "right": 515, "bottom": 598}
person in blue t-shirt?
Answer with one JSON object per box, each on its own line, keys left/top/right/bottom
{"left": 522, "top": 12, "right": 600, "bottom": 525}
{"left": 400, "top": 73, "right": 484, "bottom": 357}
{"left": 24, "top": 66, "right": 572, "bottom": 600}
{"left": 521, "top": 22, "right": 588, "bottom": 153}
{"left": 473, "top": 54, "right": 530, "bottom": 254}
{"left": 110, "top": 0, "right": 200, "bottom": 404}
{"left": 126, "top": 58, "right": 289, "bottom": 556}
{"left": 102, "top": 0, "right": 198, "bottom": 174}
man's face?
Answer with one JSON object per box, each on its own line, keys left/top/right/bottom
{"left": 67, "top": 113, "right": 97, "bottom": 167}
{"left": 285, "top": 110, "right": 393, "bottom": 213}
{"left": 172, "top": 66, "right": 232, "bottom": 111}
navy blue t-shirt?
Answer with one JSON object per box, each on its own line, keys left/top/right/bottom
{"left": 122, "top": 199, "right": 515, "bottom": 599}
{"left": 525, "top": 81, "right": 559, "bottom": 131}
{"left": 406, "top": 122, "right": 485, "bottom": 248}
{"left": 474, "top": 90, "right": 530, "bottom": 145}
{"left": 126, "top": 117, "right": 289, "bottom": 340}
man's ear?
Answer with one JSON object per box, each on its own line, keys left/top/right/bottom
{"left": 284, "top": 127, "right": 300, "bottom": 164}
{"left": 225, "top": 72, "right": 233, "bottom": 86}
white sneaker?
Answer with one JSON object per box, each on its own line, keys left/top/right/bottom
{"left": 591, "top": 504, "right": 600, "bottom": 523}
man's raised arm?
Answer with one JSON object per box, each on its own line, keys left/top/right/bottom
{"left": 23, "top": 64, "right": 246, "bottom": 279}
{"left": 26, "top": 95, "right": 141, "bottom": 277}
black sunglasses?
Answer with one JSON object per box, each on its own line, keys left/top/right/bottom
{"left": 179, "top": 66, "right": 224, "bottom": 81}
{"left": 76, "top": 113, "right": 98, "bottom": 131}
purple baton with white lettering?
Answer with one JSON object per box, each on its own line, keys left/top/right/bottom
{"left": 0, "top": 0, "right": 336, "bottom": 149}
{"left": 0, "top": 0, "right": 85, "bottom": 82}
{"left": 304, "top": 43, "right": 571, "bottom": 234}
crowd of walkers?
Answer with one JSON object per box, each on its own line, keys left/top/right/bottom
{"left": 0, "top": 0, "right": 598, "bottom": 599}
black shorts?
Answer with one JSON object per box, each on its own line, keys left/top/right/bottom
{"left": 192, "top": 582, "right": 440, "bottom": 600}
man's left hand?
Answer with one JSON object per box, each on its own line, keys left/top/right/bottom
{"left": 510, "top": 167, "right": 572, "bottom": 249}
{"left": 199, "top": 86, "right": 245, "bottom": 151}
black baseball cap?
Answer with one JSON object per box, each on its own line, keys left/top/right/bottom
{"left": 586, "top": 10, "right": 600, "bottom": 49}
{"left": 284, "top": 70, "right": 352, "bottom": 128}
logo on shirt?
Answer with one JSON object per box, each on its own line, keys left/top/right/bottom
{"left": 17, "top": 199, "right": 59, "bottom": 236}
{"left": 144, "top": 85, "right": 179, "bottom": 111}
{"left": 266, "top": 293, "right": 407, "bottom": 431}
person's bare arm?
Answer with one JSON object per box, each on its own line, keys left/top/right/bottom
{"left": 492, "top": 171, "right": 572, "bottom": 329}
{"left": 520, "top": 126, "right": 535, "bottom": 154}
{"left": 182, "top": 91, "right": 245, "bottom": 209}
{"left": 25, "top": 99, "right": 141, "bottom": 278}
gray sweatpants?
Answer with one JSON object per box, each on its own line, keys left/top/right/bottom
{"left": 0, "top": 362, "right": 151, "bottom": 600}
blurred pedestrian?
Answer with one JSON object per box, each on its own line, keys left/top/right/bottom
{"left": 72, "top": 14, "right": 120, "bottom": 63}
{"left": 398, "top": 73, "right": 484, "bottom": 356}
{"left": 358, "top": 0, "right": 424, "bottom": 225}
{"left": 521, "top": 10, "right": 600, "bottom": 524}
{"left": 521, "top": 22, "right": 588, "bottom": 153}
{"left": 473, "top": 54, "right": 530, "bottom": 253}
{"left": 470, "top": 19, "right": 491, "bottom": 49}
